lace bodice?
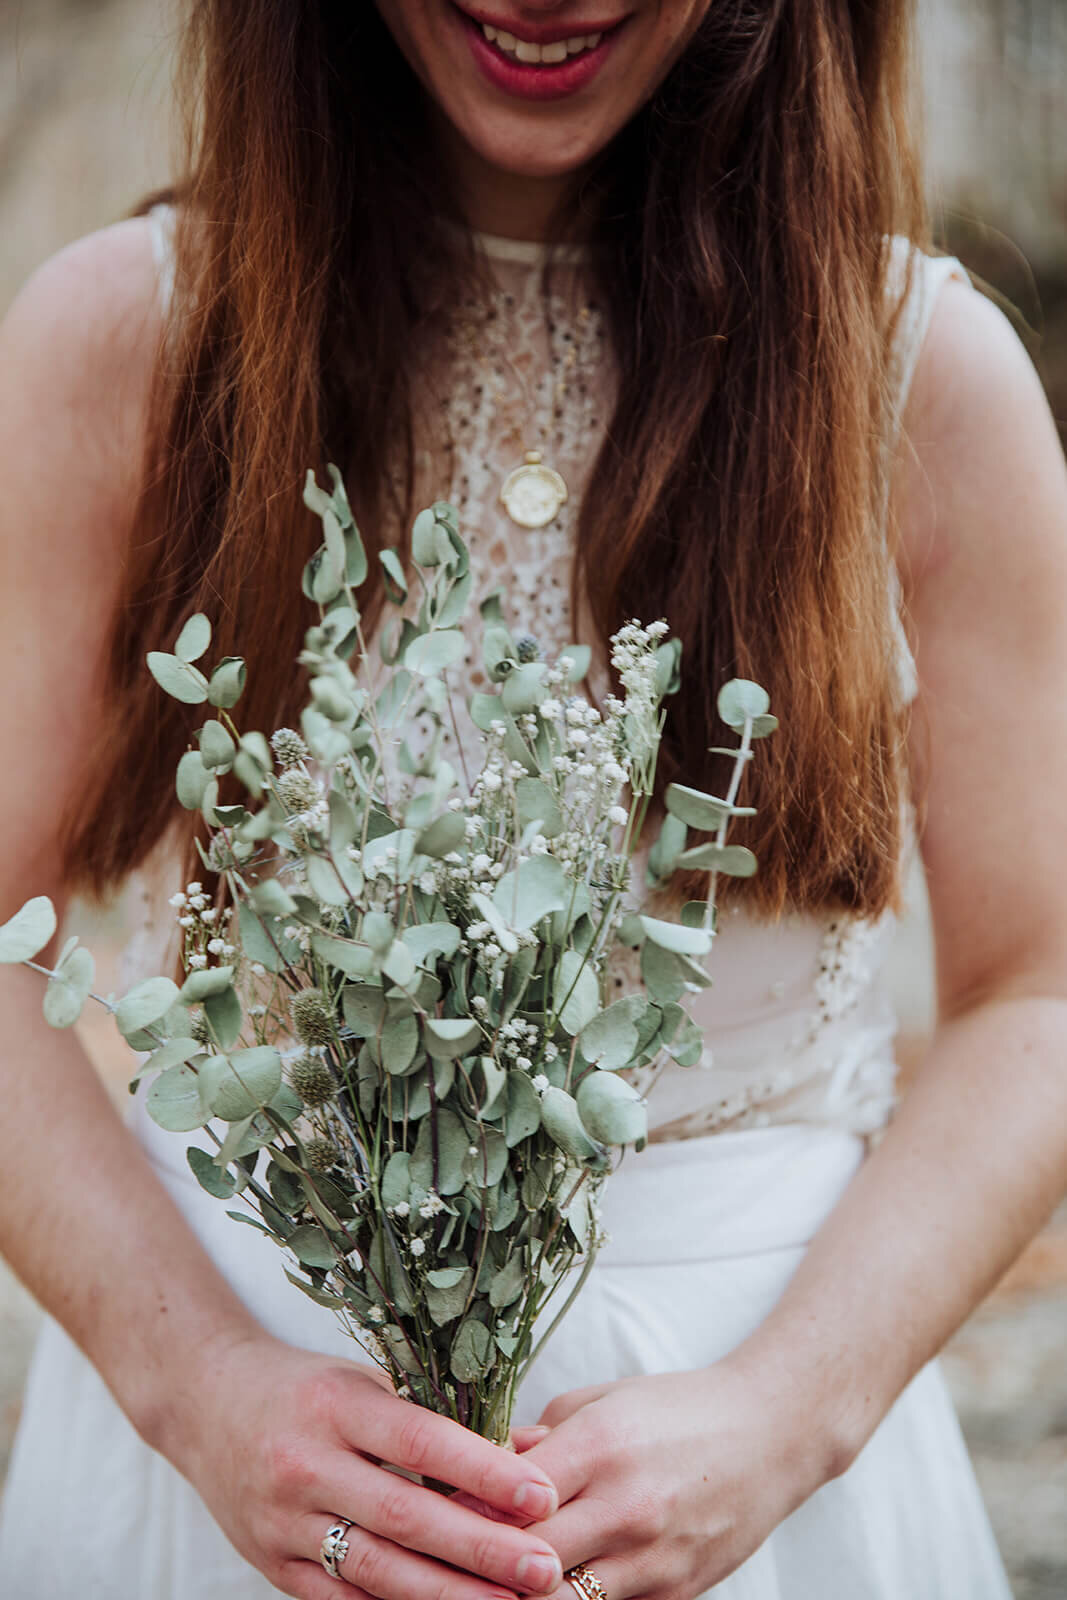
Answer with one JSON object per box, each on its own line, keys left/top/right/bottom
{"left": 132, "top": 211, "right": 970, "bottom": 1145}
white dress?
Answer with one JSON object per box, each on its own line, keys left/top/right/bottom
{"left": 0, "top": 223, "right": 1011, "bottom": 1599}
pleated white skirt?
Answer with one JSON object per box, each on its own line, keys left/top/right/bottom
{"left": 0, "top": 1124, "right": 1011, "bottom": 1599}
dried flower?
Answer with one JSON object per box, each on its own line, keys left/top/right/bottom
{"left": 302, "top": 1135, "right": 338, "bottom": 1173}
{"left": 288, "top": 1052, "right": 336, "bottom": 1107}
{"left": 271, "top": 727, "right": 309, "bottom": 769}
{"left": 289, "top": 988, "right": 336, "bottom": 1047}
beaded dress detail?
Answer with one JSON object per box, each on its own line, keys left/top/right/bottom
{"left": 130, "top": 211, "right": 971, "bottom": 1148}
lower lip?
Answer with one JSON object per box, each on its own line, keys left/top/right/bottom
{"left": 456, "top": 11, "right": 619, "bottom": 102}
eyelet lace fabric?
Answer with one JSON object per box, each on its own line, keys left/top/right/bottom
{"left": 128, "top": 213, "right": 971, "bottom": 1145}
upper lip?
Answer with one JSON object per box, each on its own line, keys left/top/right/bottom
{"left": 455, "top": 4, "right": 629, "bottom": 45}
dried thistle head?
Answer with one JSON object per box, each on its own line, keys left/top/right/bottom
{"left": 289, "top": 987, "right": 336, "bottom": 1048}
{"left": 302, "top": 1134, "right": 338, "bottom": 1173}
{"left": 288, "top": 1051, "right": 336, "bottom": 1107}
{"left": 276, "top": 769, "right": 320, "bottom": 814}
{"left": 271, "top": 728, "right": 309, "bottom": 769}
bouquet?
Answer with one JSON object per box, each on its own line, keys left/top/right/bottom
{"left": 1, "top": 471, "right": 774, "bottom": 1448}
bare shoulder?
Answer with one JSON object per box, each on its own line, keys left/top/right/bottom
{"left": 0, "top": 216, "right": 167, "bottom": 542}
{"left": 0, "top": 219, "right": 169, "bottom": 897}
{"left": 894, "top": 275, "right": 1066, "bottom": 589}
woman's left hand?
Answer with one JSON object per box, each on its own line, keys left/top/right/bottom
{"left": 511, "top": 1360, "right": 834, "bottom": 1600}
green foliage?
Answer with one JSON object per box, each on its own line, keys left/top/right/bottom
{"left": 13, "top": 465, "right": 774, "bottom": 1450}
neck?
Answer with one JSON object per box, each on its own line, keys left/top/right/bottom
{"left": 433, "top": 114, "right": 583, "bottom": 243}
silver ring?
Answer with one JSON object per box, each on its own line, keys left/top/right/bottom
{"left": 320, "top": 1518, "right": 354, "bottom": 1580}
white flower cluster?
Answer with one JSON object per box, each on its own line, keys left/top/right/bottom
{"left": 170, "top": 882, "right": 236, "bottom": 970}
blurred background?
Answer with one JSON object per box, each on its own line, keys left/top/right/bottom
{"left": 1, "top": 1, "right": 1065, "bottom": 1595}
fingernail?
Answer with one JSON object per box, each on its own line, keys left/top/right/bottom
{"left": 516, "top": 1552, "right": 562, "bottom": 1592}
{"left": 513, "top": 1480, "right": 557, "bottom": 1518}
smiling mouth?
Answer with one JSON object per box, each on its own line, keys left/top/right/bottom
{"left": 477, "top": 22, "right": 605, "bottom": 64}
{"left": 455, "top": 6, "right": 625, "bottom": 67}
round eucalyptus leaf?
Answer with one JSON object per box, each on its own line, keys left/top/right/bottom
{"left": 381, "top": 939, "right": 417, "bottom": 991}
{"left": 146, "top": 1063, "right": 206, "bottom": 1133}
{"left": 0, "top": 896, "right": 56, "bottom": 964}
{"left": 553, "top": 950, "right": 599, "bottom": 1036}
{"left": 638, "top": 916, "right": 713, "bottom": 958}
{"left": 504, "top": 1071, "right": 541, "bottom": 1146}
{"left": 492, "top": 854, "right": 567, "bottom": 932}
{"left": 310, "top": 932, "right": 375, "bottom": 979}
{"left": 250, "top": 879, "right": 298, "bottom": 918}
{"left": 654, "top": 637, "right": 682, "bottom": 696}
{"left": 539, "top": 1086, "right": 602, "bottom": 1164}
{"left": 179, "top": 965, "right": 235, "bottom": 1003}
{"left": 362, "top": 911, "right": 395, "bottom": 953}
{"left": 380, "top": 1008, "right": 420, "bottom": 1075}
{"left": 342, "top": 983, "right": 386, "bottom": 1039}
{"left": 381, "top": 1151, "right": 412, "bottom": 1210}
{"left": 488, "top": 1251, "right": 526, "bottom": 1311}
{"left": 411, "top": 508, "right": 440, "bottom": 566}
{"left": 176, "top": 750, "right": 213, "bottom": 810}
{"left": 676, "top": 843, "right": 758, "bottom": 878}
{"left": 422, "top": 1016, "right": 481, "bottom": 1060}
{"left": 717, "top": 678, "right": 770, "bottom": 729}
{"left": 514, "top": 777, "right": 563, "bottom": 839}
{"left": 304, "top": 853, "right": 351, "bottom": 908}
{"left": 404, "top": 629, "right": 465, "bottom": 677}
{"left": 43, "top": 946, "right": 95, "bottom": 1029}
{"left": 500, "top": 662, "right": 546, "bottom": 715}
{"left": 147, "top": 652, "right": 210, "bottom": 705}
{"left": 287, "top": 1224, "right": 339, "bottom": 1269}
{"left": 202, "top": 1046, "right": 282, "bottom": 1121}
{"left": 579, "top": 994, "right": 647, "bottom": 1070}
{"left": 205, "top": 985, "right": 244, "bottom": 1051}
{"left": 186, "top": 1145, "right": 238, "bottom": 1199}
{"left": 310, "top": 676, "right": 354, "bottom": 723}
{"left": 129, "top": 1036, "right": 202, "bottom": 1085}
{"left": 664, "top": 783, "right": 755, "bottom": 830}
{"left": 379, "top": 548, "right": 408, "bottom": 603}
{"left": 115, "top": 976, "right": 181, "bottom": 1039}
{"left": 451, "top": 1317, "right": 495, "bottom": 1383}
{"left": 425, "top": 1267, "right": 473, "bottom": 1328}
{"left": 576, "top": 1071, "right": 647, "bottom": 1147}
{"left": 199, "top": 719, "right": 237, "bottom": 770}
{"left": 750, "top": 713, "right": 779, "bottom": 740}
{"left": 174, "top": 613, "right": 212, "bottom": 664}
{"left": 412, "top": 1108, "right": 468, "bottom": 1195}
{"left": 468, "top": 893, "right": 519, "bottom": 957}
{"left": 401, "top": 922, "right": 461, "bottom": 965}
{"left": 414, "top": 812, "right": 467, "bottom": 859}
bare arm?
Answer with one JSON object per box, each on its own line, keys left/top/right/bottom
{"left": 726, "top": 280, "right": 1067, "bottom": 1462}
{"left": 0, "top": 225, "right": 563, "bottom": 1600}
{"left": 514, "top": 280, "right": 1067, "bottom": 1597}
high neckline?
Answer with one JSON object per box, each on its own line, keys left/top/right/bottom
{"left": 471, "top": 229, "right": 591, "bottom": 268}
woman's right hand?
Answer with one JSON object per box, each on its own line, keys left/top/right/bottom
{"left": 168, "top": 1329, "right": 565, "bottom": 1600}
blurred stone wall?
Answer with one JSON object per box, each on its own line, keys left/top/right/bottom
{"left": 0, "top": 0, "right": 173, "bottom": 312}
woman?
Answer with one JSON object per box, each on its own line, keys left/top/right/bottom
{"left": 1, "top": 2, "right": 1065, "bottom": 1596}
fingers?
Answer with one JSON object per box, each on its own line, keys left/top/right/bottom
{"left": 548, "top": 1556, "right": 637, "bottom": 1600}
{"left": 296, "top": 1515, "right": 523, "bottom": 1600}
{"left": 346, "top": 1385, "right": 560, "bottom": 1521}
{"left": 323, "top": 1455, "right": 564, "bottom": 1594}
{"left": 536, "top": 1386, "right": 615, "bottom": 1431}
{"left": 513, "top": 1411, "right": 603, "bottom": 1508}
{"left": 511, "top": 1425, "right": 551, "bottom": 1454}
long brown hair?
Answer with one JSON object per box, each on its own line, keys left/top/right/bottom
{"left": 65, "top": 0, "right": 928, "bottom": 917}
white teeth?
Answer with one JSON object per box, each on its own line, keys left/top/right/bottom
{"left": 479, "top": 21, "right": 603, "bottom": 62}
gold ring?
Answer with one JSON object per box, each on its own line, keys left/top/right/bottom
{"left": 565, "top": 1564, "right": 608, "bottom": 1600}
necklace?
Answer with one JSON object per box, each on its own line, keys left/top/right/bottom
{"left": 446, "top": 290, "right": 596, "bottom": 532}
{"left": 498, "top": 303, "right": 590, "bottom": 529}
